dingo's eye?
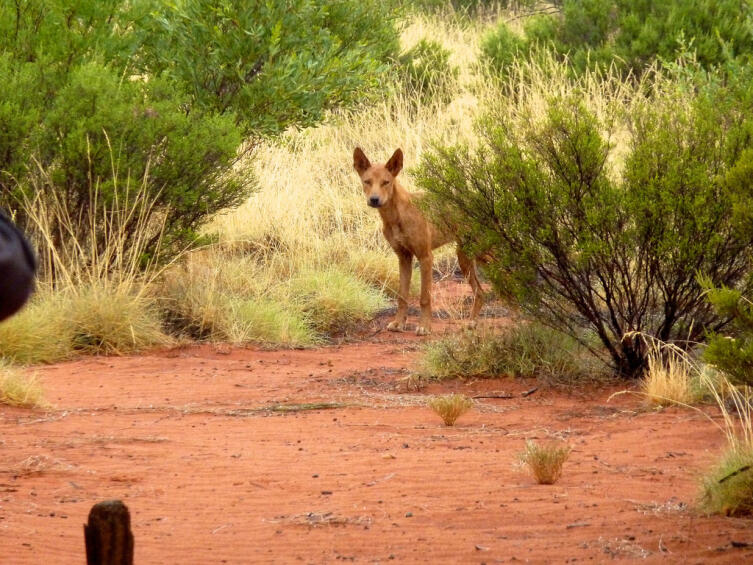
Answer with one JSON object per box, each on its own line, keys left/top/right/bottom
{"left": 381, "top": 180, "right": 389, "bottom": 187}
{"left": 364, "top": 179, "right": 372, "bottom": 186}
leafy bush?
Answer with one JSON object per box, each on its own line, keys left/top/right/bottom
{"left": 410, "top": 0, "right": 536, "bottom": 14}
{"left": 398, "top": 39, "right": 458, "bottom": 105}
{"left": 417, "top": 78, "right": 753, "bottom": 378}
{"left": 131, "top": 0, "right": 400, "bottom": 136}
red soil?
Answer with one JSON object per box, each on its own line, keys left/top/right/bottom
{"left": 1, "top": 282, "right": 751, "bottom": 564}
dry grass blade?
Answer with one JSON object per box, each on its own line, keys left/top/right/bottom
{"left": 520, "top": 440, "right": 571, "bottom": 485}
{"left": 428, "top": 393, "right": 473, "bottom": 426}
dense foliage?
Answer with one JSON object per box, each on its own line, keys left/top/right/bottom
{"left": 0, "top": 0, "right": 399, "bottom": 267}
{"left": 483, "top": 0, "right": 753, "bottom": 76}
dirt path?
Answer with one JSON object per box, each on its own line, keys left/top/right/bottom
{"left": 1, "top": 284, "right": 752, "bottom": 563}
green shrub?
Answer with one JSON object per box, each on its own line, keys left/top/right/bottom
{"left": 131, "top": 0, "right": 400, "bottom": 136}
{"left": 417, "top": 79, "right": 753, "bottom": 377}
{"left": 398, "top": 39, "right": 458, "bottom": 105}
{"left": 420, "top": 323, "right": 607, "bottom": 385}
{"left": 227, "top": 299, "right": 317, "bottom": 347}
{"left": 410, "top": 0, "right": 536, "bottom": 14}
{"left": 481, "top": 23, "right": 528, "bottom": 76}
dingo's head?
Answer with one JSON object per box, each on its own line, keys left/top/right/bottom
{"left": 353, "top": 148, "right": 403, "bottom": 209}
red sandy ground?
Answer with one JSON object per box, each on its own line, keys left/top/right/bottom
{"left": 1, "top": 281, "right": 752, "bottom": 564}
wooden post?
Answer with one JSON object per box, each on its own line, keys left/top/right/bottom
{"left": 84, "top": 500, "right": 134, "bottom": 565}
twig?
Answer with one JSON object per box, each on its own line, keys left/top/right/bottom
{"left": 472, "top": 393, "right": 514, "bottom": 399}
{"left": 522, "top": 387, "right": 539, "bottom": 397}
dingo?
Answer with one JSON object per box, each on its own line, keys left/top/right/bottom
{"left": 353, "top": 147, "right": 482, "bottom": 335}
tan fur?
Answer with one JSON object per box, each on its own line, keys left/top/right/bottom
{"left": 353, "top": 147, "right": 483, "bottom": 335}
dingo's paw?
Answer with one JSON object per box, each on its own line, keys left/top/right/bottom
{"left": 387, "top": 321, "right": 406, "bottom": 332}
{"left": 416, "top": 325, "right": 431, "bottom": 336}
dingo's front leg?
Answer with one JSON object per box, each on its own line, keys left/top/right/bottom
{"left": 387, "top": 251, "right": 412, "bottom": 332}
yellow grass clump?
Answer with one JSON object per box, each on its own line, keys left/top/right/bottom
{"left": 519, "top": 440, "right": 571, "bottom": 485}
{"left": 0, "top": 363, "right": 47, "bottom": 409}
{"left": 428, "top": 393, "right": 474, "bottom": 426}
{"left": 641, "top": 348, "right": 705, "bottom": 407}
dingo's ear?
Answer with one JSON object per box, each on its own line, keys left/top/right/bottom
{"left": 353, "top": 147, "right": 371, "bottom": 174}
{"left": 386, "top": 148, "right": 403, "bottom": 177}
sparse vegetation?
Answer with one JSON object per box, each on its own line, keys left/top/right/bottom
{"left": 519, "top": 440, "right": 571, "bottom": 485}
{"left": 428, "top": 393, "right": 473, "bottom": 426}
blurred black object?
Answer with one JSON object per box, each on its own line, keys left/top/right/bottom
{"left": 0, "top": 212, "right": 36, "bottom": 321}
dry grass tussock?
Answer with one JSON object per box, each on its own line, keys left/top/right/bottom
{"left": 0, "top": 362, "right": 46, "bottom": 409}
{"left": 428, "top": 393, "right": 473, "bottom": 426}
{"left": 639, "top": 336, "right": 706, "bottom": 407}
{"left": 0, "top": 168, "right": 173, "bottom": 364}
{"left": 519, "top": 440, "right": 571, "bottom": 485}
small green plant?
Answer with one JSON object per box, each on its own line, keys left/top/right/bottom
{"left": 481, "top": 0, "right": 753, "bottom": 79}
{"left": 0, "top": 364, "right": 46, "bottom": 409}
{"left": 704, "top": 286, "right": 753, "bottom": 388}
{"left": 519, "top": 440, "right": 571, "bottom": 484}
{"left": 428, "top": 393, "right": 473, "bottom": 426}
